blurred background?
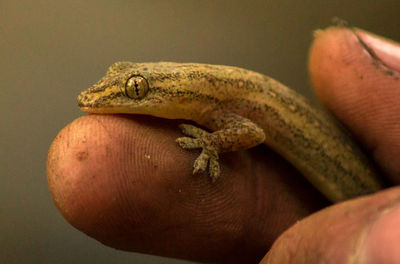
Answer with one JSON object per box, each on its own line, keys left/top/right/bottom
{"left": 1, "top": 0, "right": 400, "bottom": 263}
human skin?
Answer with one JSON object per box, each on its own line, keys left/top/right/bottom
{"left": 47, "top": 27, "right": 400, "bottom": 263}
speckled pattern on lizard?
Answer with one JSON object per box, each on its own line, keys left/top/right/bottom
{"left": 77, "top": 61, "right": 384, "bottom": 202}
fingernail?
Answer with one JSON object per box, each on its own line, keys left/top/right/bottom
{"left": 353, "top": 28, "right": 400, "bottom": 72}
{"left": 359, "top": 205, "right": 400, "bottom": 263}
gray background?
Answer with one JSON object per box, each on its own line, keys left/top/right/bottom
{"left": 2, "top": 0, "right": 400, "bottom": 263}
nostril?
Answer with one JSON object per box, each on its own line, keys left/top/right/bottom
{"left": 77, "top": 93, "right": 86, "bottom": 107}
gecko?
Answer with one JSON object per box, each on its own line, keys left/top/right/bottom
{"left": 77, "top": 61, "right": 384, "bottom": 202}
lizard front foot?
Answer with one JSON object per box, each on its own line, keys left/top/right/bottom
{"left": 176, "top": 124, "right": 221, "bottom": 181}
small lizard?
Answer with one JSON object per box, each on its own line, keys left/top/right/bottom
{"left": 77, "top": 61, "right": 384, "bottom": 202}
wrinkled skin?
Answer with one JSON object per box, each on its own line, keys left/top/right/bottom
{"left": 47, "top": 27, "right": 400, "bottom": 263}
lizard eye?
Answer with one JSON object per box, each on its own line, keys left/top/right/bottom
{"left": 125, "top": 75, "right": 149, "bottom": 99}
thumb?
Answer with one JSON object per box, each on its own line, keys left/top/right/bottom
{"left": 261, "top": 187, "right": 400, "bottom": 264}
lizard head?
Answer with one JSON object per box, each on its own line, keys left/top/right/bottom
{"left": 77, "top": 61, "right": 216, "bottom": 120}
{"left": 78, "top": 62, "right": 153, "bottom": 114}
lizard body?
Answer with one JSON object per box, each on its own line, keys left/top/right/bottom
{"left": 77, "top": 61, "right": 384, "bottom": 202}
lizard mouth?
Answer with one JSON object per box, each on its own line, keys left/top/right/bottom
{"left": 77, "top": 91, "right": 100, "bottom": 110}
{"left": 79, "top": 106, "right": 118, "bottom": 114}
{"left": 77, "top": 92, "right": 99, "bottom": 109}
{"left": 77, "top": 93, "right": 87, "bottom": 107}
{"left": 77, "top": 91, "right": 128, "bottom": 114}
{"left": 77, "top": 89, "right": 117, "bottom": 110}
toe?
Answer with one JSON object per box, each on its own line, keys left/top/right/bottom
{"left": 208, "top": 156, "right": 220, "bottom": 181}
{"left": 176, "top": 137, "right": 201, "bottom": 149}
{"left": 179, "top": 124, "right": 208, "bottom": 138}
{"left": 193, "top": 151, "right": 209, "bottom": 174}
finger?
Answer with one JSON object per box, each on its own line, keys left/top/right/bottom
{"left": 47, "top": 114, "right": 327, "bottom": 263}
{"left": 309, "top": 27, "right": 400, "bottom": 182}
{"left": 261, "top": 186, "right": 400, "bottom": 264}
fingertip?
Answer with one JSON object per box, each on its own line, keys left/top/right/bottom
{"left": 46, "top": 114, "right": 193, "bottom": 248}
{"left": 46, "top": 115, "right": 268, "bottom": 262}
{"left": 361, "top": 204, "right": 400, "bottom": 263}
{"left": 309, "top": 26, "right": 371, "bottom": 115}
{"left": 262, "top": 187, "right": 400, "bottom": 264}
{"left": 309, "top": 26, "right": 400, "bottom": 182}
{"left": 47, "top": 114, "right": 327, "bottom": 263}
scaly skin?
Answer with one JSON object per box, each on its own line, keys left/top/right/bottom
{"left": 77, "top": 61, "right": 384, "bottom": 202}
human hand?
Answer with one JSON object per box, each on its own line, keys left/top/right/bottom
{"left": 47, "top": 27, "right": 400, "bottom": 263}
{"left": 46, "top": 115, "right": 326, "bottom": 263}
{"left": 263, "top": 27, "right": 400, "bottom": 263}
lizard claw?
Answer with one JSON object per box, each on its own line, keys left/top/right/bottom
{"left": 176, "top": 124, "right": 221, "bottom": 181}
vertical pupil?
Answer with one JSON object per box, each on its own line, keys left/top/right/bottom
{"left": 125, "top": 76, "right": 148, "bottom": 99}
{"left": 134, "top": 79, "right": 139, "bottom": 96}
